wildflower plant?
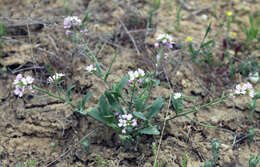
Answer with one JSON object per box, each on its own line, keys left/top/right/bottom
{"left": 200, "top": 139, "right": 221, "bottom": 167}
{"left": 12, "top": 15, "right": 260, "bottom": 150}
{"left": 188, "top": 23, "right": 214, "bottom": 63}
{"left": 239, "top": 12, "right": 259, "bottom": 47}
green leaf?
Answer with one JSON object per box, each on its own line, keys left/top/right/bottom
{"left": 88, "top": 107, "right": 107, "bottom": 124}
{"left": 105, "top": 90, "right": 122, "bottom": 112}
{"left": 81, "top": 92, "right": 92, "bottom": 107}
{"left": 92, "top": 55, "right": 104, "bottom": 78}
{"left": 0, "top": 24, "right": 6, "bottom": 36}
{"left": 118, "top": 75, "right": 129, "bottom": 91}
{"left": 134, "top": 97, "right": 146, "bottom": 112}
{"left": 81, "top": 138, "right": 90, "bottom": 153}
{"left": 138, "top": 126, "right": 160, "bottom": 135}
{"left": 145, "top": 97, "right": 164, "bottom": 120}
{"left": 66, "top": 85, "right": 75, "bottom": 102}
{"left": 133, "top": 112, "right": 147, "bottom": 121}
{"left": 98, "top": 95, "right": 110, "bottom": 115}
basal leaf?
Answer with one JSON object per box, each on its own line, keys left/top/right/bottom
{"left": 66, "top": 85, "right": 75, "bottom": 102}
{"left": 81, "top": 92, "right": 92, "bottom": 107}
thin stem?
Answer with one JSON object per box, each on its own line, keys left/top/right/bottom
{"left": 164, "top": 94, "right": 229, "bottom": 122}
{"left": 129, "top": 80, "right": 137, "bottom": 112}
{"left": 32, "top": 85, "right": 76, "bottom": 108}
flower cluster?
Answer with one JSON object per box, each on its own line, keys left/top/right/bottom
{"left": 155, "top": 33, "right": 175, "bottom": 49}
{"left": 63, "top": 16, "right": 86, "bottom": 36}
{"left": 13, "top": 74, "right": 34, "bottom": 97}
{"left": 47, "top": 73, "right": 65, "bottom": 83}
{"left": 118, "top": 113, "right": 137, "bottom": 134}
{"left": 86, "top": 64, "right": 96, "bottom": 73}
{"left": 128, "top": 68, "right": 145, "bottom": 84}
{"left": 64, "top": 16, "right": 82, "bottom": 29}
{"left": 231, "top": 82, "right": 255, "bottom": 98}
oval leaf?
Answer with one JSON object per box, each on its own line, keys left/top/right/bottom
{"left": 138, "top": 126, "right": 160, "bottom": 135}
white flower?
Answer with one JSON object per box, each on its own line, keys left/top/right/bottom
{"left": 64, "top": 17, "right": 72, "bottom": 29}
{"left": 235, "top": 84, "right": 244, "bottom": 95}
{"left": 122, "top": 128, "right": 126, "bottom": 134}
{"left": 71, "top": 16, "right": 82, "bottom": 26}
{"left": 126, "top": 114, "right": 133, "bottom": 121}
{"left": 86, "top": 64, "right": 96, "bottom": 73}
{"left": 174, "top": 92, "right": 182, "bottom": 99}
{"left": 128, "top": 71, "right": 135, "bottom": 81}
{"left": 156, "top": 34, "right": 173, "bottom": 43}
{"left": 137, "top": 68, "right": 145, "bottom": 77}
{"left": 244, "top": 82, "right": 253, "bottom": 90}
{"left": 249, "top": 90, "right": 255, "bottom": 98}
{"left": 48, "top": 73, "right": 65, "bottom": 83}
{"left": 14, "top": 85, "right": 24, "bottom": 97}
{"left": 118, "top": 122, "right": 123, "bottom": 127}
{"left": 25, "top": 76, "right": 34, "bottom": 84}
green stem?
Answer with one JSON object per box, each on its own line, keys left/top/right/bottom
{"left": 129, "top": 80, "right": 137, "bottom": 112}
{"left": 32, "top": 85, "right": 76, "bottom": 108}
{"left": 163, "top": 94, "right": 229, "bottom": 122}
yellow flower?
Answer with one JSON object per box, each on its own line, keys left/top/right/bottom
{"left": 230, "top": 32, "right": 237, "bottom": 38}
{"left": 226, "top": 11, "right": 232, "bottom": 17}
{"left": 185, "top": 36, "right": 193, "bottom": 42}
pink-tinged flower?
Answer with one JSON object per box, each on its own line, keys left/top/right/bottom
{"left": 154, "top": 42, "right": 159, "bottom": 48}
{"left": 229, "top": 92, "right": 235, "bottom": 98}
{"left": 162, "top": 39, "right": 167, "bottom": 44}
{"left": 14, "top": 85, "right": 25, "bottom": 97}
{"left": 244, "top": 82, "right": 253, "bottom": 90}
{"left": 137, "top": 68, "right": 145, "bottom": 77}
{"left": 13, "top": 74, "right": 23, "bottom": 85}
{"left": 166, "top": 43, "right": 173, "bottom": 48}
{"left": 65, "top": 30, "right": 73, "bottom": 35}
{"left": 28, "top": 85, "right": 35, "bottom": 94}
{"left": 80, "top": 28, "right": 87, "bottom": 35}
{"left": 137, "top": 79, "right": 142, "bottom": 83}
{"left": 64, "top": 16, "right": 82, "bottom": 29}
{"left": 64, "top": 17, "right": 72, "bottom": 29}
{"left": 122, "top": 128, "right": 126, "bottom": 134}
{"left": 122, "top": 114, "right": 127, "bottom": 119}
{"left": 132, "top": 119, "right": 137, "bottom": 127}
